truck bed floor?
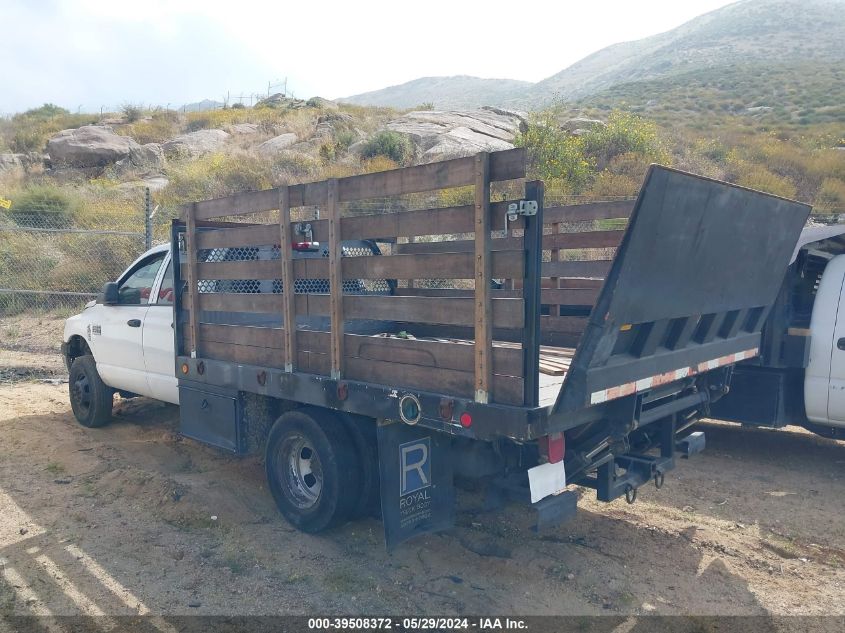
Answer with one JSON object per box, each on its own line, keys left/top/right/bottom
{"left": 470, "top": 340, "right": 574, "bottom": 408}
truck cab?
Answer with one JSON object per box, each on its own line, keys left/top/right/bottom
{"left": 63, "top": 244, "right": 178, "bottom": 425}
{"left": 62, "top": 238, "right": 387, "bottom": 426}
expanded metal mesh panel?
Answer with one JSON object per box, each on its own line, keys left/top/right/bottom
{"left": 194, "top": 238, "right": 390, "bottom": 296}
{"left": 198, "top": 247, "right": 261, "bottom": 263}
{"left": 196, "top": 277, "right": 385, "bottom": 295}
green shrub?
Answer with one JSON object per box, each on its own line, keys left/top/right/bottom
{"left": 6, "top": 185, "right": 80, "bottom": 228}
{"left": 121, "top": 104, "right": 144, "bottom": 123}
{"left": 516, "top": 111, "right": 592, "bottom": 194}
{"left": 693, "top": 138, "right": 728, "bottom": 163}
{"left": 157, "top": 153, "right": 274, "bottom": 207}
{"left": 816, "top": 178, "right": 845, "bottom": 211}
{"left": 580, "top": 111, "right": 666, "bottom": 170}
{"left": 736, "top": 165, "right": 798, "bottom": 199}
{"left": 120, "top": 111, "right": 180, "bottom": 144}
{"left": 10, "top": 128, "right": 47, "bottom": 153}
{"left": 335, "top": 129, "right": 358, "bottom": 151}
{"left": 2, "top": 107, "right": 97, "bottom": 153}
{"left": 20, "top": 104, "right": 68, "bottom": 120}
{"left": 587, "top": 171, "right": 640, "bottom": 199}
{"left": 185, "top": 115, "right": 213, "bottom": 132}
{"left": 360, "top": 131, "right": 414, "bottom": 165}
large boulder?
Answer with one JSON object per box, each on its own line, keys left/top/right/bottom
{"left": 162, "top": 129, "right": 230, "bottom": 158}
{"left": 315, "top": 111, "right": 355, "bottom": 139}
{"left": 559, "top": 117, "right": 606, "bottom": 133}
{"left": 46, "top": 125, "right": 139, "bottom": 167}
{"left": 0, "top": 153, "right": 24, "bottom": 172}
{"left": 385, "top": 109, "right": 524, "bottom": 162}
{"left": 256, "top": 93, "right": 307, "bottom": 110}
{"left": 227, "top": 123, "right": 260, "bottom": 135}
{"left": 129, "top": 143, "right": 165, "bottom": 168}
{"left": 257, "top": 133, "right": 298, "bottom": 156}
{"left": 307, "top": 96, "right": 339, "bottom": 110}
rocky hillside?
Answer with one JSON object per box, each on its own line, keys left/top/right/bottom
{"left": 344, "top": 76, "right": 530, "bottom": 111}
{"left": 0, "top": 99, "right": 532, "bottom": 230}
{"left": 344, "top": 0, "right": 845, "bottom": 121}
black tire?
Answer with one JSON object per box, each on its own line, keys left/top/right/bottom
{"left": 339, "top": 413, "right": 381, "bottom": 519}
{"left": 265, "top": 407, "right": 361, "bottom": 533}
{"left": 68, "top": 355, "right": 114, "bottom": 428}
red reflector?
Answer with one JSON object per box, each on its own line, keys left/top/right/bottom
{"left": 546, "top": 432, "right": 565, "bottom": 464}
{"left": 459, "top": 412, "right": 472, "bottom": 428}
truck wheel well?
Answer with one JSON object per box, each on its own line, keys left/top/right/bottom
{"left": 65, "top": 336, "right": 91, "bottom": 366}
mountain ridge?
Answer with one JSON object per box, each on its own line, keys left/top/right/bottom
{"left": 342, "top": 0, "right": 845, "bottom": 113}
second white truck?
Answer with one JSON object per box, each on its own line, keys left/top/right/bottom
{"left": 712, "top": 225, "right": 845, "bottom": 439}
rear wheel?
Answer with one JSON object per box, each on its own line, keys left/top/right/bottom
{"left": 265, "top": 407, "right": 360, "bottom": 533}
{"left": 68, "top": 355, "right": 114, "bottom": 428}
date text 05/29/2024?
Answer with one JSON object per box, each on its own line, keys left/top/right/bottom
{"left": 307, "top": 617, "right": 528, "bottom": 631}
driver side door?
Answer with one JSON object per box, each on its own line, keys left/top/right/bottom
{"left": 90, "top": 252, "right": 166, "bottom": 397}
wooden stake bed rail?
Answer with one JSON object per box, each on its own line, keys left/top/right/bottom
{"left": 176, "top": 148, "right": 636, "bottom": 408}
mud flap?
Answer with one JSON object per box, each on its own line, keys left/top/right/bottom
{"left": 377, "top": 420, "right": 454, "bottom": 549}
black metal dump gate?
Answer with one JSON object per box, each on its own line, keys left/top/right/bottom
{"left": 552, "top": 165, "right": 811, "bottom": 422}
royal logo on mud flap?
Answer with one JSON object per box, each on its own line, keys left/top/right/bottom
{"left": 399, "top": 438, "right": 430, "bottom": 495}
{"left": 398, "top": 438, "right": 432, "bottom": 529}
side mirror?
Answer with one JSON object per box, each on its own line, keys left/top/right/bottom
{"left": 100, "top": 282, "right": 119, "bottom": 305}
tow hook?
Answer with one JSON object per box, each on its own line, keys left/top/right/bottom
{"left": 625, "top": 485, "right": 638, "bottom": 504}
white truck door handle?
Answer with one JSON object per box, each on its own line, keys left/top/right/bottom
{"left": 837, "top": 337, "right": 845, "bottom": 351}
{"left": 127, "top": 319, "right": 141, "bottom": 328}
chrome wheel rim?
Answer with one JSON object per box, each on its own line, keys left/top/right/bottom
{"left": 276, "top": 434, "right": 322, "bottom": 509}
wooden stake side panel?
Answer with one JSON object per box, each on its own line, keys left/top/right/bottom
{"left": 180, "top": 150, "right": 637, "bottom": 406}
{"left": 181, "top": 293, "right": 524, "bottom": 328}
{"left": 193, "top": 148, "right": 525, "bottom": 220}
{"left": 182, "top": 150, "right": 531, "bottom": 404}
{"left": 177, "top": 325, "right": 525, "bottom": 405}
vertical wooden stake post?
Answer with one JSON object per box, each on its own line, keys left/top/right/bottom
{"left": 327, "top": 179, "right": 344, "bottom": 380}
{"left": 474, "top": 152, "right": 492, "bottom": 403}
{"left": 184, "top": 202, "right": 201, "bottom": 358}
{"left": 278, "top": 186, "right": 296, "bottom": 372}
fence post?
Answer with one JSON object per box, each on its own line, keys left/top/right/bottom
{"left": 144, "top": 187, "right": 152, "bottom": 250}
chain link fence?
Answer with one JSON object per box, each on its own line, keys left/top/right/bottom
{"left": 0, "top": 189, "right": 163, "bottom": 315}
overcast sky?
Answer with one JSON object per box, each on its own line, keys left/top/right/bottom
{"left": 1, "top": 0, "right": 738, "bottom": 114}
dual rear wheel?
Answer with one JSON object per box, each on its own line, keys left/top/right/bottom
{"left": 265, "top": 407, "right": 379, "bottom": 533}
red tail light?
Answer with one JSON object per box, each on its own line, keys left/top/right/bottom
{"left": 292, "top": 241, "right": 320, "bottom": 252}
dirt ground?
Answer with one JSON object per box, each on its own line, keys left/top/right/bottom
{"left": 1, "top": 339, "right": 844, "bottom": 620}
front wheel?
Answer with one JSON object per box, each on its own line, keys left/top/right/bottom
{"left": 68, "top": 355, "right": 114, "bottom": 428}
{"left": 265, "top": 407, "right": 361, "bottom": 533}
